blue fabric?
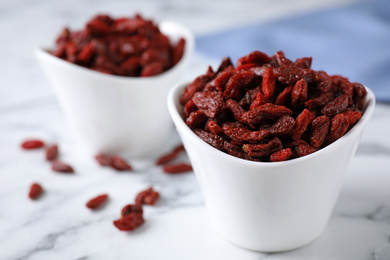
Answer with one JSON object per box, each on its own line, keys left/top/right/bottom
{"left": 196, "top": 0, "right": 390, "bottom": 102}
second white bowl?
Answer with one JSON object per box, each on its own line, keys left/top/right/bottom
{"left": 36, "top": 21, "right": 194, "bottom": 157}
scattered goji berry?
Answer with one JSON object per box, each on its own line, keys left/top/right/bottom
{"left": 51, "top": 161, "right": 74, "bottom": 173}
{"left": 45, "top": 145, "right": 58, "bottom": 161}
{"left": 86, "top": 194, "right": 109, "bottom": 209}
{"left": 163, "top": 163, "right": 193, "bottom": 174}
{"left": 21, "top": 139, "right": 45, "bottom": 150}
{"left": 29, "top": 183, "right": 43, "bottom": 200}
{"left": 155, "top": 144, "right": 185, "bottom": 165}
{"left": 110, "top": 155, "right": 132, "bottom": 171}
{"left": 135, "top": 187, "right": 160, "bottom": 205}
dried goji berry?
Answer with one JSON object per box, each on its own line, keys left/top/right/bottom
{"left": 121, "top": 204, "right": 143, "bottom": 217}
{"left": 192, "top": 91, "right": 225, "bottom": 118}
{"left": 172, "top": 38, "right": 185, "bottom": 66}
{"left": 205, "top": 119, "right": 224, "bottom": 136}
{"left": 186, "top": 110, "right": 208, "bottom": 129}
{"left": 342, "top": 110, "right": 362, "bottom": 125}
{"left": 156, "top": 144, "right": 185, "bottom": 165}
{"left": 163, "top": 163, "right": 193, "bottom": 174}
{"left": 110, "top": 155, "right": 132, "bottom": 171}
{"left": 244, "top": 103, "right": 292, "bottom": 125}
{"left": 29, "top": 183, "right": 43, "bottom": 200}
{"left": 86, "top": 194, "right": 109, "bottom": 209}
{"left": 194, "top": 129, "right": 225, "bottom": 150}
{"left": 114, "top": 204, "right": 144, "bottom": 231}
{"left": 95, "top": 153, "right": 112, "bottom": 166}
{"left": 223, "top": 141, "right": 245, "bottom": 159}
{"left": 310, "top": 115, "right": 330, "bottom": 148}
{"left": 223, "top": 71, "right": 254, "bottom": 100}
{"left": 291, "top": 79, "right": 308, "bottom": 109}
{"left": 51, "top": 161, "right": 74, "bottom": 173}
{"left": 270, "top": 148, "right": 292, "bottom": 162}
{"left": 293, "top": 57, "right": 312, "bottom": 69}
{"left": 216, "top": 57, "right": 233, "bottom": 73}
{"left": 321, "top": 94, "right": 349, "bottom": 116}
{"left": 45, "top": 145, "right": 58, "bottom": 161}
{"left": 290, "top": 109, "right": 313, "bottom": 141}
{"left": 21, "top": 139, "right": 45, "bottom": 150}
{"left": 269, "top": 115, "right": 295, "bottom": 136}
{"left": 237, "top": 50, "right": 270, "bottom": 67}
{"left": 226, "top": 99, "right": 246, "bottom": 124}
{"left": 262, "top": 67, "right": 276, "bottom": 99}
{"left": 222, "top": 122, "right": 270, "bottom": 144}
{"left": 135, "top": 187, "right": 160, "bottom": 205}
{"left": 140, "top": 61, "right": 163, "bottom": 77}
{"left": 274, "top": 86, "right": 292, "bottom": 106}
{"left": 242, "top": 137, "right": 283, "bottom": 158}
{"left": 295, "top": 142, "right": 317, "bottom": 157}
{"left": 326, "top": 113, "right": 350, "bottom": 144}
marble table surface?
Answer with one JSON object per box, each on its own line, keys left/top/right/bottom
{"left": 1, "top": 0, "right": 390, "bottom": 259}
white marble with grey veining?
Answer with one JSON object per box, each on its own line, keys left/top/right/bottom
{"left": 1, "top": 0, "right": 390, "bottom": 259}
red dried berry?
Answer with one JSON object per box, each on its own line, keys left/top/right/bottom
{"left": 163, "top": 163, "right": 193, "bottom": 174}
{"left": 110, "top": 155, "right": 132, "bottom": 171}
{"left": 45, "top": 145, "right": 58, "bottom": 161}
{"left": 290, "top": 109, "right": 313, "bottom": 141}
{"left": 95, "top": 153, "right": 112, "bottom": 166}
{"left": 135, "top": 187, "right": 160, "bottom": 205}
{"left": 172, "top": 38, "right": 185, "bottom": 66}
{"left": 156, "top": 144, "right": 185, "bottom": 165}
{"left": 29, "top": 183, "right": 43, "bottom": 200}
{"left": 21, "top": 139, "right": 45, "bottom": 150}
{"left": 113, "top": 214, "right": 144, "bottom": 231}
{"left": 51, "top": 161, "right": 74, "bottom": 173}
{"left": 270, "top": 148, "right": 292, "bottom": 162}
{"left": 86, "top": 194, "right": 109, "bottom": 209}
{"left": 310, "top": 115, "right": 330, "bottom": 148}
{"left": 262, "top": 66, "right": 276, "bottom": 99}
{"left": 242, "top": 137, "right": 283, "bottom": 158}
{"left": 121, "top": 204, "right": 143, "bottom": 217}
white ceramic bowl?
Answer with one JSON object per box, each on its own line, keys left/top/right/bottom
{"left": 168, "top": 82, "right": 375, "bottom": 252}
{"left": 35, "top": 21, "right": 194, "bottom": 157}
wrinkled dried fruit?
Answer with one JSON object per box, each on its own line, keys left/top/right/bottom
{"left": 135, "top": 187, "right": 160, "bottom": 205}
{"left": 270, "top": 148, "right": 292, "bottom": 162}
{"left": 242, "top": 137, "right": 283, "bottom": 158}
{"left": 51, "top": 161, "right": 74, "bottom": 173}
{"left": 180, "top": 50, "right": 366, "bottom": 161}
{"left": 290, "top": 109, "right": 313, "bottom": 141}
{"left": 86, "top": 194, "right": 109, "bottom": 209}
{"left": 163, "top": 163, "right": 193, "bottom": 174}
{"left": 45, "top": 145, "right": 58, "bottom": 161}
{"left": 156, "top": 144, "right": 185, "bottom": 165}
{"left": 29, "top": 183, "right": 43, "bottom": 200}
{"left": 114, "top": 204, "right": 144, "bottom": 231}
{"left": 310, "top": 115, "right": 330, "bottom": 148}
{"left": 21, "top": 139, "right": 45, "bottom": 149}
{"left": 110, "top": 155, "right": 132, "bottom": 171}
{"left": 95, "top": 153, "right": 112, "bottom": 166}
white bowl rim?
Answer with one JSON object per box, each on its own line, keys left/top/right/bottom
{"left": 168, "top": 81, "right": 376, "bottom": 168}
{"left": 35, "top": 21, "right": 194, "bottom": 84}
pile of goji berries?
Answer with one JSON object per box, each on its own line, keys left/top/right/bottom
{"left": 180, "top": 50, "right": 367, "bottom": 162}
{"left": 51, "top": 14, "right": 186, "bottom": 77}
